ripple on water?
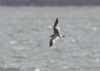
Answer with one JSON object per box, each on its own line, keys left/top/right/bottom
{"left": 0, "top": 67, "right": 21, "bottom": 71}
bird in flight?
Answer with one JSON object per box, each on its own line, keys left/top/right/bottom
{"left": 49, "top": 18, "right": 65, "bottom": 47}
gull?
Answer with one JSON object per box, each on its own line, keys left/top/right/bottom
{"left": 49, "top": 18, "right": 65, "bottom": 47}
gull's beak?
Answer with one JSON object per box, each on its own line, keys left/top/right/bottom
{"left": 62, "top": 35, "right": 65, "bottom": 37}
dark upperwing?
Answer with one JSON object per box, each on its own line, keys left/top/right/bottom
{"left": 53, "top": 18, "right": 60, "bottom": 36}
{"left": 53, "top": 18, "right": 59, "bottom": 28}
{"left": 49, "top": 38, "right": 53, "bottom": 47}
{"left": 49, "top": 37, "right": 55, "bottom": 47}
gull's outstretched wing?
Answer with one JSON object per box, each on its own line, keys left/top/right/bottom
{"left": 49, "top": 38, "right": 53, "bottom": 47}
{"left": 49, "top": 36, "right": 59, "bottom": 47}
{"left": 53, "top": 18, "right": 59, "bottom": 29}
{"left": 53, "top": 18, "right": 60, "bottom": 36}
{"left": 49, "top": 37, "right": 56, "bottom": 47}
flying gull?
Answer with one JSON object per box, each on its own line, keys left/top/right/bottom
{"left": 49, "top": 18, "right": 65, "bottom": 47}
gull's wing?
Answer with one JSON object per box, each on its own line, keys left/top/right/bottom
{"left": 49, "top": 36, "right": 59, "bottom": 47}
{"left": 49, "top": 37, "right": 56, "bottom": 47}
{"left": 49, "top": 38, "right": 53, "bottom": 47}
{"left": 53, "top": 18, "right": 60, "bottom": 35}
{"left": 53, "top": 18, "right": 59, "bottom": 29}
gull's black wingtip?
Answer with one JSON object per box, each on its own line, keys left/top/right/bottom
{"left": 56, "top": 18, "right": 58, "bottom": 21}
{"left": 55, "top": 18, "right": 59, "bottom": 24}
{"left": 49, "top": 44, "right": 52, "bottom": 47}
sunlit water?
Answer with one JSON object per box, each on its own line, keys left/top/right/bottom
{"left": 0, "top": 6, "right": 100, "bottom": 71}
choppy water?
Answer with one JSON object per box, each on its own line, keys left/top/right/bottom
{"left": 0, "top": 6, "right": 100, "bottom": 71}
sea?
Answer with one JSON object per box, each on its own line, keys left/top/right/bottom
{"left": 0, "top": 6, "right": 100, "bottom": 71}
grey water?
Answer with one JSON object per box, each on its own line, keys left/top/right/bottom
{"left": 0, "top": 6, "right": 100, "bottom": 71}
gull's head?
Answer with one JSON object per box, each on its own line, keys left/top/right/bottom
{"left": 60, "top": 35, "right": 65, "bottom": 37}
